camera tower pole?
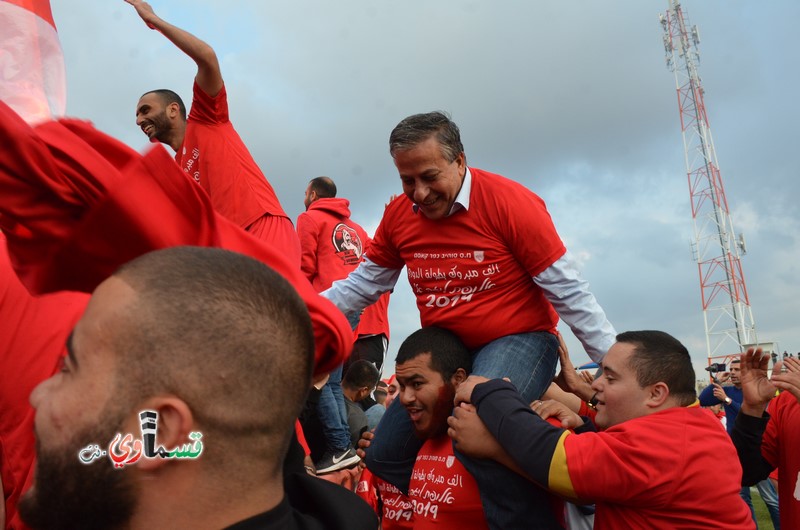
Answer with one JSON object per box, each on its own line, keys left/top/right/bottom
{"left": 659, "top": 2, "right": 757, "bottom": 363}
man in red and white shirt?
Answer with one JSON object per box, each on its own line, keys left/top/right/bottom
{"left": 326, "top": 111, "right": 613, "bottom": 528}
{"left": 449, "top": 330, "right": 753, "bottom": 530}
{"left": 126, "top": 0, "right": 299, "bottom": 265}
{"left": 393, "top": 327, "right": 489, "bottom": 529}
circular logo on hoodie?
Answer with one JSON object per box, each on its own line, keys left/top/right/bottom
{"left": 332, "top": 223, "right": 363, "bottom": 265}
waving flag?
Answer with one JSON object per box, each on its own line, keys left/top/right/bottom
{"left": 0, "top": 0, "right": 65, "bottom": 124}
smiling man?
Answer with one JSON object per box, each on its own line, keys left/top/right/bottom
{"left": 323, "top": 110, "right": 614, "bottom": 528}
{"left": 448, "top": 330, "right": 754, "bottom": 530}
{"left": 392, "top": 327, "right": 488, "bottom": 529}
{"left": 126, "top": 0, "right": 298, "bottom": 263}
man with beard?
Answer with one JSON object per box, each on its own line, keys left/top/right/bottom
{"left": 394, "top": 327, "right": 489, "bottom": 529}
{"left": 126, "top": 0, "right": 300, "bottom": 264}
{"left": 18, "top": 247, "right": 376, "bottom": 530}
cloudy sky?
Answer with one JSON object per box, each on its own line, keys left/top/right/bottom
{"left": 50, "top": 1, "right": 799, "bottom": 379}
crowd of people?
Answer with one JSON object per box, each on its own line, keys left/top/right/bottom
{"left": 0, "top": 2, "right": 796, "bottom": 529}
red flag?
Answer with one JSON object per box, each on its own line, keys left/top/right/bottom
{"left": 0, "top": 0, "right": 65, "bottom": 124}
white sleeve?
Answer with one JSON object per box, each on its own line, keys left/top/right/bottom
{"left": 321, "top": 257, "right": 401, "bottom": 317}
{"left": 533, "top": 252, "right": 616, "bottom": 362}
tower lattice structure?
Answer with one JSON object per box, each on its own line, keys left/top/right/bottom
{"left": 660, "top": 1, "right": 757, "bottom": 365}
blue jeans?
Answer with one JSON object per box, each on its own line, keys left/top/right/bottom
{"left": 316, "top": 363, "right": 351, "bottom": 452}
{"left": 741, "top": 479, "right": 780, "bottom": 529}
{"left": 366, "top": 332, "right": 561, "bottom": 530}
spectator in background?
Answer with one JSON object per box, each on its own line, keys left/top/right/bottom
{"left": 342, "top": 360, "right": 381, "bottom": 446}
{"left": 297, "top": 175, "right": 391, "bottom": 474}
{"left": 732, "top": 349, "right": 800, "bottom": 530}
{"left": 366, "top": 380, "right": 389, "bottom": 431}
{"left": 384, "top": 375, "right": 399, "bottom": 410}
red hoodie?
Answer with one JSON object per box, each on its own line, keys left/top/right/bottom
{"left": 298, "top": 198, "right": 370, "bottom": 292}
{"left": 297, "top": 198, "right": 390, "bottom": 340}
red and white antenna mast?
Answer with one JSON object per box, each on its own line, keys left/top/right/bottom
{"left": 660, "top": 1, "right": 758, "bottom": 363}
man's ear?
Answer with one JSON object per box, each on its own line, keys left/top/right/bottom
{"left": 167, "top": 102, "right": 180, "bottom": 119}
{"left": 451, "top": 368, "right": 468, "bottom": 387}
{"left": 356, "top": 387, "right": 370, "bottom": 402}
{"left": 133, "top": 396, "right": 195, "bottom": 471}
{"left": 646, "top": 382, "right": 670, "bottom": 408}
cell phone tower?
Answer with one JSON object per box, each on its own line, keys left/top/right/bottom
{"left": 659, "top": 1, "right": 758, "bottom": 364}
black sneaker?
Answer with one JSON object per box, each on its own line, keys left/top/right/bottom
{"left": 315, "top": 447, "right": 360, "bottom": 474}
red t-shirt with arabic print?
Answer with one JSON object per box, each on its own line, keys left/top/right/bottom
{"left": 407, "top": 435, "right": 488, "bottom": 529}
{"left": 179, "top": 82, "right": 288, "bottom": 229}
{"left": 368, "top": 168, "right": 565, "bottom": 349}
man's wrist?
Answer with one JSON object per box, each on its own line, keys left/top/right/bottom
{"left": 740, "top": 402, "right": 768, "bottom": 418}
{"left": 724, "top": 397, "right": 732, "bottom": 405}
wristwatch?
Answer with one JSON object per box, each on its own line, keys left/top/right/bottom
{"left": 724, "top": 397, "right": 732, "bottom": 405}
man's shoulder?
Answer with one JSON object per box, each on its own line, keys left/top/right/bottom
{"left": 283, "top": 472, "right": 378, "bottom": 530}
{"left": 469, "top": 167, "right": 541, "bottom": 205}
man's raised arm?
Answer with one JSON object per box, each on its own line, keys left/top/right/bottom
{"left": 124, "top": 0, "right": 223, "bottom": 97}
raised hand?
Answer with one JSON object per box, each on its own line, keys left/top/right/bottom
{"left": 770, "top": 356, "right": 800, "bottom": 405}
{"left": 553, "top": 332, "right": 595, "bottom": 402}
{"left": 124, "top": 0, "right": 159, "bottom": 29}
{"left": 738, "top": 348, "right": 776, "bottom": 416}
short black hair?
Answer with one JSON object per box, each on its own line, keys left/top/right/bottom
{"left": 395, "top": 327, "right": 471, "bottom": 381}
{"left": 142, "top": 89, "right": 187, "bottom": 120}
{"left": 112, "top": 246, "right": 313, "bottom": 467}
{"left": 343, "top": 360, "right": 380, "bottom": 391}
{"left": 308, "top": 176, "right": 337, "bottom": 199}
{"left": 617, "top": 330, "right": 696, "bottom": 406}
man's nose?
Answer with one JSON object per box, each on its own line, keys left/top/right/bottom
{"left": 29, "top": 377, "right": 53, "bottom": 409}
{"left": 413, "top": 184, "right": 429, "bottom": 203}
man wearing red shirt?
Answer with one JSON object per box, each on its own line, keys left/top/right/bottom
{"left": 449, "top": 330, "right": 754, "bottom": 530}
{"left": 395, "top": 327, "right": 489, "bottom": 529}
{"left": 298, "top": 176, "right": 390, "bottom": 373}
{"left": 326, "top": 111, "right": 613, "bottom": 528}
{"left": 297, "top": 176, "right": 391, "bottom": 474}
{"left": 126, "top": 0, "right": 300, "bottom": 264}
{"left": 732, "top": 349, "right": 800, "bottom": 530}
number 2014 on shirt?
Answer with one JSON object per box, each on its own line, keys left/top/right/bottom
{"left": 425, "top": 293, "right": 474, "bottom": 308}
